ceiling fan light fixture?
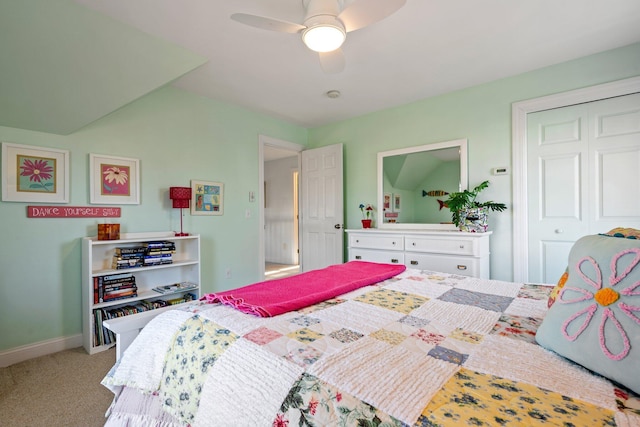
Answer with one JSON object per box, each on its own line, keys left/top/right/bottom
{"left": 302, "top": 16, "right": 346, "bottom": 53}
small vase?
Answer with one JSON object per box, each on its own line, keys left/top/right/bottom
{"left": 361, "top": 219, "right": 372, "bottom": 229}
{"left": 457, "top": 207, "right": 488, "bottom": 232}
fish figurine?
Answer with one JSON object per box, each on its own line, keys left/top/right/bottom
{"left": 437, "top": 199, "right": 449, "bottom": 210}
{"left": 422, "top": 190, "right": 449, "bottom": 197}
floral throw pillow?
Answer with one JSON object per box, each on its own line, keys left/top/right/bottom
{"left": 547, "top": 269, "right": 569, "bottom": 308}
{"left": 535, "top": 233, "right": 640, "bottom": 394}
{"left": 600, "top": 227, "right": 640, "bottom": 239}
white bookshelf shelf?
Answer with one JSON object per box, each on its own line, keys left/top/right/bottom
{"left": 81, "top": 232, "right": 201, "bottom": 355}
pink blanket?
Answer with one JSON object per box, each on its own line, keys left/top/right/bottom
{"left": 200, "top": 261, "right": 406, "bottom": 317}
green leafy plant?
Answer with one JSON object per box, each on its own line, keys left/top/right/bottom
{"left": 443, "top": 180, "right": 507, "bottom": 227}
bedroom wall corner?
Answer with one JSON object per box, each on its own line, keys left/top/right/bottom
{"left": 308, "top": 42, "right": 640, "bottom": 282}
{"left": 0, "top": 86, "right": 307, "bottom": 356}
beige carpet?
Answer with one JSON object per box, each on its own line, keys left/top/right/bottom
{"left": 0, "top": 346, "right": 116, "bottom": 427}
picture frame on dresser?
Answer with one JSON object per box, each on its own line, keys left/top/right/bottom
{"left": 89, "top": 153, "right": 140, "bottom": 205}
{"left": 1, "top": 142, "right": 70, "bottom": 203}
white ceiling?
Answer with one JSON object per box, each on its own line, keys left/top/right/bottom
{"left": 69, "top": 0, "right": 640, "bottom": 129}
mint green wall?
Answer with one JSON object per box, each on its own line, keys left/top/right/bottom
{"left": 308, "top": 43, "right": 640, "bottom": 282}
{"left": 0, "top": 86, "right": 307, "bottom": 351}
{"left": 1, "top": 43, "right": 639, "bottom": 353}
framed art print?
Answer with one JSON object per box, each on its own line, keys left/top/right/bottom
{"left": 383, "top": 192, "right": 391, "bottom": 211}
{"left": 1, "top": 142, "right": 70, "bottom": 203}
{"left": 393, "top": 193, "right": 401, "bottom": 212}
{"left": 90, "top": 154, "right": 140, "bottom": 204}
{"left": 191, "top": 180, "right": 223, "bottom": 215}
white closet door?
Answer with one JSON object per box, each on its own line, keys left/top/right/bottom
{"left": 526, "top": 93, "right": 640, "bottom": 284}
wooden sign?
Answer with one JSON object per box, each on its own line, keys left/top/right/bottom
{"left": 27, "top": 206, "right": 121, "bottom": 218}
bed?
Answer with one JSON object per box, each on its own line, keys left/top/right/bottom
{"left": 101, "top": 234, "right": 640, "bottom": 427}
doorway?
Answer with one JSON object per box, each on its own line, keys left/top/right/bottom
{"left": 264, "top": 161, "right": 300, "bottom": 280}
{"left": 258, "top": 137, "right": 345, "bottom": 279}
{"left": 259, "top": 136, "right": 304, "bottom": 280}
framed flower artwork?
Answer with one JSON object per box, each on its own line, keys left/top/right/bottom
{"left": 89, "top": 154, "right": 140, "bottom": 204}
{"left": 393, "top": 193, "right": 401, "bottom": 212}
{"left": 1, "top": 142, "right": 70, "bottom": 203}
{"left": 191, "top": 180, "right": 224, "bottom": 216}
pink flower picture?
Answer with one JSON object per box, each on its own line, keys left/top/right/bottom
{"left": 18, "top": 155, "right": 56, "bottom": 193}
{"left": 101, "top": 163, "right": 130, "bottom": 196}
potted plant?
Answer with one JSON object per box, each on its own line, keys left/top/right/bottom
{"left": 359, "top": 203, "right": 374, "bottom": 228}
{"left": 443, "top": 180, "right": 506, "bottom": 232}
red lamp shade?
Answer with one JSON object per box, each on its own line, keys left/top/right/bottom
{"left": 169, "top": 187, "right": 191, "bottom": 208}
{"left": 169, "top": 186, "right": 191, "bottom": 236}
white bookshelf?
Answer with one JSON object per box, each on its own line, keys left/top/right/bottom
{"left": 81, "top": 231, "right": 200, "bottom": 355}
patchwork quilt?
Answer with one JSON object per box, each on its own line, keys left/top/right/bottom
{"left": 102, "top": 268, "right": 640, "bottom": 426}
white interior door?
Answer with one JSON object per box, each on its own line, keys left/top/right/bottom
{"left": 301, "top": 143, "right": 344, "bottom": 271}
{"left": 527, "top": 93, "right": 640, "bottom": 283}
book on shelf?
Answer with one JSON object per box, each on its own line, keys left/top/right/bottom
{"left": 143, "top": 255, "right": 173, "bottom": 266}
{"left": 114, "top": 246, "right": 147, "bottom": 256}
{"left": 111, "top": 243, "right": 175, "bottom": 269}
{"left": 152, "top": 282, "right": 198, "bottom": 294}
{"left": 146, "top": 248, "right": 176, "bottom": 255}
{"left": 101, "top": 276, "right": 135, "bottom": 287}
{"left": 167, "top": 293, "right": 197, "bottom": 305}
{"left": 94, "top": 274, "right": 137, "bottom": 303}
{"left": 101, "top": 272, "right": 136, "bottom": 282}
{"left": 102, "top": 281, "right": 136, "bottom": 292}
{"left": 112, "top": 257, "right": 144, "bottom": 269}
{"left": 144, "top": 241, "right": 176, "bottom": 250}
{"left": 91, "top": 292, "right": 197, "bottom": 347}
{"left": 113, "top": 252, "right": 147, "bottom": 260}
{"left": 102, "top": 287, "right": 138, "bottom": 302}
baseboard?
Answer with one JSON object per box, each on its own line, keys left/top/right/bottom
{"left": 0, "top": 334, "right": 83, "bottom": 368}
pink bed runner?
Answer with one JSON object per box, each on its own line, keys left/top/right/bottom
{"left": 201, "top": 261, "right": 406, "bottom": 317}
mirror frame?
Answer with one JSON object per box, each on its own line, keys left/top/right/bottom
{"left": 377, "top": 138, "right": 468, "bottom": 230}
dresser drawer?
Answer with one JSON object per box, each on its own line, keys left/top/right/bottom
{"left": 349, "top": 234, "right": 403, "bottom": 251}
{"left": 405, "top": 236, "right": 478, "bottom": 256}
{"left": 349, "top": 248, "right": 404, "bottom": 265}
{"left": 404, "top": 252, "right": 480, "bottom": 277}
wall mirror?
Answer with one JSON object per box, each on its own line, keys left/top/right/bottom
{"left": 377, "top": 139, "right": 468, "bottom": 230}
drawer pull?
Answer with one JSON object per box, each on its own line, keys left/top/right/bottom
{"left": 410, "top": 260, "right": 418, "bottom": 265}
{"left": 355, "top": 255, "right": 362, "bottom": 260}
{"left": 412, "top": 242, "right": 416, "bottom": 246}
{"left": 457, "top": 265, "right": 467, "bottom": 270}
{"left": 391, "top": 259, "right": 399, "bottom": 263}
{"left": 392, "top": 241, "right": 396, "bottom": 245}
{"left": 356, "top": 239, "right": 360, "bottom": 243}
{"left": 459, "top": 245, "right": 465, "bottom": 249}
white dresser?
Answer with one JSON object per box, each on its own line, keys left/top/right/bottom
{"left": 346, "top": 229, "right": 492, "bottom": 279}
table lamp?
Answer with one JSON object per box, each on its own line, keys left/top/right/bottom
{"left": 169, "top": 186, "right": 191, "bottom": 236}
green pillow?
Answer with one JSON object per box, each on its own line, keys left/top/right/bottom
{"left": 536, "top": 234, "right": 640, "bottom": 394}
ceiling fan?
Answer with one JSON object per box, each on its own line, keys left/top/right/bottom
{"left": 231, "top": 0, "right": 406, "bottom": 73}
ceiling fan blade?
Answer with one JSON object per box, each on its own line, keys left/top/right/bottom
{"left": 319, "top": 48, "right": 345, "bottom": 74}
{"left": 338, "top": 0, "right": 406, "bottom": 33}
{"left": 230, "top": 13, "right": 306, "bottom": 33}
